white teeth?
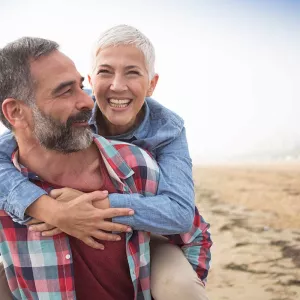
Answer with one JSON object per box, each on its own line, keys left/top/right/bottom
{"left": 109, "top": 98, "right": 131, "bottom": 108}
{"left": 110, "top": 104, "right": 128, "bottom": 108}
{"left": 109, "top": 99, "right": 131, "bottom": 104}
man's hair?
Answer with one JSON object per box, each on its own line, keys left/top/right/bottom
{"left": 0, "top": 37, "right": 59, "bottom": 129}
{"left": 91, "top": 24, "right": 156, "bottom": 79}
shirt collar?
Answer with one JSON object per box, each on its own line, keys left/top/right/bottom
{"left": 11, "top": 135, "right": 134, "bottom": 182}
{"left": 93, "top": 135, "right": 134, "bottom": 180}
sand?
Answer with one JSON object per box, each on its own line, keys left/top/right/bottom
{"left": 194, "top": 163, "right": 300, "bottom": 300}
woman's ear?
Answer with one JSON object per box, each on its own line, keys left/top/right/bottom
{"left": 87, "top": 74, "right": 94, "bottom": 95}
{"left": 147, "top": 74, "right": 159, "bottom": 97}
{"left": 88, "top": 74, "right": 92, "bottom": 85}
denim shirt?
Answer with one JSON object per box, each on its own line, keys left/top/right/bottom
{"left": 0, "top": 97, "right": 195, "bottom": 234}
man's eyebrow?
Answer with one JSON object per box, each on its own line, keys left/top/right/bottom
{"left": 52, "top": 77, "right": 85, "bottom": 96}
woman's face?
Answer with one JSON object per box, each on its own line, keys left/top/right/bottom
{"left": 90, "top": 45, "right": 158, "bottom": 135}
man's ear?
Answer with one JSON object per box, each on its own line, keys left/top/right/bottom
{"left": 2, "top": 98, "right": 28, "bottom": 129}
{"left": 146, "top": 74, "right": 159, "bottom": 97}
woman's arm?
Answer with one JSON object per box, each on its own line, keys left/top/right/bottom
{"left": 109, "top": 127, "right": 195, "bottom": 234}
{"left": 0, "top": 132, "right": 135, "bottom": 249}
{"left": 1, "top": 128, "right": 195, "bottom": 235}
{"left": 0, "top": 131, "right": 47, "bottom": 223}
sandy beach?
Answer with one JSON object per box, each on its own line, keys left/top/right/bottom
{"left": 194, "top": 163, "right": 300, "bottom": 300}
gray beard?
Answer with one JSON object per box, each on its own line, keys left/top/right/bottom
{"left": 32, "top": 105, "right": 93, "bottom": 154}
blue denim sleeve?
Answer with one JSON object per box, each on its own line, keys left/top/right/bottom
{"left": 0, "top": 131, "right": 47, "bottom": 224}
{"left": 110, "top": 127, "right": 195, "bottom": 234}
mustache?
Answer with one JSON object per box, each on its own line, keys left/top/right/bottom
{"left": 66, "top": 110, "right": 92, "bottom": 126}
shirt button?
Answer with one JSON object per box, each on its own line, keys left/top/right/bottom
{"left": 65, "top": 254, "right": 71, "bottom": 260}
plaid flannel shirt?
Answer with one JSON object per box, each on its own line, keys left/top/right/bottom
{"left": 0, "top": 135, "right": 212, "bottom": 300}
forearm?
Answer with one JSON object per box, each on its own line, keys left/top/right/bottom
{"left": 0, "top": 162, "right": 47, "bottom": 223}
{"left": 25, "top": 194, "right": 62, "bottom": 225}
{"left": 109, "top": 192, "right": 194, "bottom": 234}
{"left": 110, "top": 129, "right": 195, "bottom": 234}
{"left": 0, "top": 132, "right": 47, "bottom": 223}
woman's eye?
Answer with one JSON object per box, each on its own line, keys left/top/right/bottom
{"left": 97, "top": 69, "right": 110, "bottom": 74}
{"left": 128, "top": 70, "right": 140, "bottom": 75}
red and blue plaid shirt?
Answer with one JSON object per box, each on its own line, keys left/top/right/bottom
{"left": 0, "top": 135, "right": 212, "bottom": 300}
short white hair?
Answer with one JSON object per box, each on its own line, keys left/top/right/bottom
{"left": 91, "top": 24, "right": 156, "bottom": 79}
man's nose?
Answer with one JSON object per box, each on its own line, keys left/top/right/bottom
{"left": 76, "top": 89, "right": 94, "bottom": 110}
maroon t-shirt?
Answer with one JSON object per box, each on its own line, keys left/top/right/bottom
{"left": 68, "top": 157, "right": 134, "bottom": 300}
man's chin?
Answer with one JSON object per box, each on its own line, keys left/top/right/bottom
{"left": 39, "top": 131, "right": 93, "bottom": 154}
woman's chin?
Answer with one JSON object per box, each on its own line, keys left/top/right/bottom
{"left": 106, "top": 117, "right": 135, "bottom": 135}
{"left": 108, "top": 114, "right": 133, "bottom": 125}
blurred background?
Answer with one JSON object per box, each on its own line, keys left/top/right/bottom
{"left": 1, "top": 0, "right": 299, "bottom": 163}
{"left": 0, "top": 1, "right": 299, "bottom": 299}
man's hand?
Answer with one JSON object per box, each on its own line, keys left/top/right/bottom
{"left": 27, "top": 220, "right": 62, "bottom": 236}
{"left": 28, "top": 191, "right": 134, "bottom": 250}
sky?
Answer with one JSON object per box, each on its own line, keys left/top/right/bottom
{"left": 0, "top": 0, "right": 299, "bottom": 162}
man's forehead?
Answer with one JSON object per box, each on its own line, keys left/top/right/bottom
{"left": 30, "top": 50, "right": 80, "bottom": 86}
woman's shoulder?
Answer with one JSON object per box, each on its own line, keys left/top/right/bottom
{"left": 145, "top": 97, "right": 184, "bottom": 130}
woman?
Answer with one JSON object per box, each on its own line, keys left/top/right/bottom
{"left": 0, "top": 25, "right": 210, "bottom": 299}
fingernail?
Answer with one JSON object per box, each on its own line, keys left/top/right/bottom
{"left": 28, "top": 226, "right": 33, "bottom": 231}
{"left": 116, "top": 236, "right": 121, "bottom": 241}
{"left": 100, "top": 246, "right": 105, "bottom": 250}
{"left": 128, "top": 210, "right": 134, "bottom": 215}
{"left": 126, "top": 227, "right": 132, "bottom": 232}
{"left": 102, "top": 190, "right": 108, "bottom": 194}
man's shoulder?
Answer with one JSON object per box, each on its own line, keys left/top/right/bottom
{"left": 107, "top": 140, "right": 160, "bottom": 195}
{"left": 146, "top": 97, "right": 184, "bottom": 130}
{"left": 109, "top": 140, "right": 159, "bottom": 172}
{"left": 94, "top": 135, "right": 159, "bottom": 174}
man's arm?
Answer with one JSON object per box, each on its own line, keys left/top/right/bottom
{"left": 109, "top": 127, "right": 195, "bottom": 234}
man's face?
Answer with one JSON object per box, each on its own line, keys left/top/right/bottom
{"left": 29, "top": 51, "right": 94, "bottom": 153}
{"left": 90, "top": 45, "right": 158, "bottom": 134}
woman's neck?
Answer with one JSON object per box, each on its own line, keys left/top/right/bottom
{"left": 96, "top": 107, "right": 145, "bottom": 137}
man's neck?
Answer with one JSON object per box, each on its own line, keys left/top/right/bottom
{"left": 17, "top": 137, "right": 103, "bottom": 191}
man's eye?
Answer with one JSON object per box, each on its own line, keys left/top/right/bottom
{"left": 62, "top": 89, "right": 72, "bottom": 95}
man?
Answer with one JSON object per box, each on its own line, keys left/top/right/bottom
{"left": 0, "top": 37, "right": 211, "bottom": 299}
